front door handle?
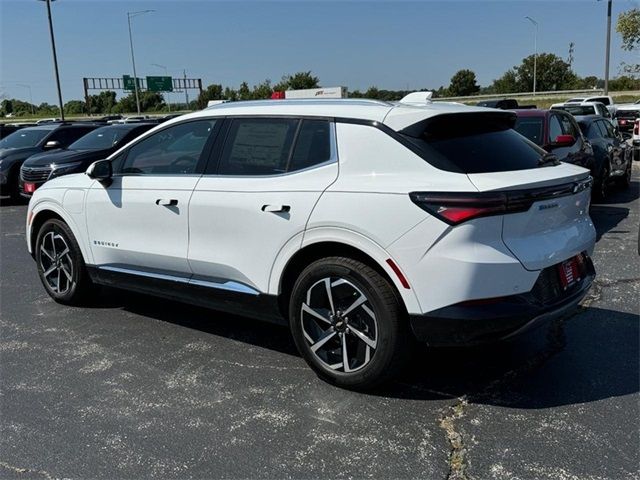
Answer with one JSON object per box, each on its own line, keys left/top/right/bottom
{"left": 156, "top": 198, "right": 178, "bottom": 206}
{"left": 262, "top": 204, "right": 290, "bottom": 213}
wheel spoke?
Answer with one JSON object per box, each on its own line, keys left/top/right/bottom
{"left": 43, "top": 265, "right": 57, "bottom": 278}
{"left": 60, "top": 265, "right": 73, "bottom": 282}
{"left": 56, "top": 269, "right": 61, "bottom": 292}
{"left": 50, "top": 233, "right": 57, "bottom": 257}
{"left": 301, "top": 302, "right": 332, "bottom": 325}
{"left": 341, "top": 333, "right": 351, "bottom": 372}
{"left": 324, "top": 278, "right": 335, "bottom": 314}
{"left": 311, "top": 329, "right": 336, "bottom": 353}
{"left": 343, "top": 295, "right": 367, "bottom": 316}
{"left": 327, "top": 362, "right": 343, "bottom": 370}
{"left": 348, "top": 325, "right": 377, "bottom": 349}
{"left": 40, "top": 245, "right": 54, "bottom": 261}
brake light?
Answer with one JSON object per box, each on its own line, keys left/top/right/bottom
{"left": 634, "top": 120, "right": 639, "bottom": 135}
{"left": 409, "top": 179, "right": 592, "bottom": 226}
{"left": 409, "top": 192, "right": 511, "bottom": 225}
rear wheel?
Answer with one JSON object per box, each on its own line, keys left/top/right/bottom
{"left": 35, "top": 219, "right": 97, "bottom": 305}
{"left": 595, "top": 162, "right": 611, "bottom": 200}
{"left": 616, "top": 160, "right": 632, "bottom": 189}
{"left": 289, "top": 257, "right": 410, "bottom": 389}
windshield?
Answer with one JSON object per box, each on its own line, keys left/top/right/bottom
{"left": 0, "top": 128, "right": 49, "bottom": 149}
{"left": 554, "top": 105, "right": 595, "bottom": 116}
{"left": 514, "top": 117, "right": 544, "bottom": 145}
{"left": 68, "top": 126, "right": 130, "bottom": 150}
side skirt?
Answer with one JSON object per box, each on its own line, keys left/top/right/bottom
{"left": 86, "top": 266, "right": 286, "bottom": 325}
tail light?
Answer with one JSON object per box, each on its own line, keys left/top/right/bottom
{"left": 410, "top": 178, "right": 593, "bottom": 226}
{"left": 634, "top": 120, "right": 639, "bottom": 136}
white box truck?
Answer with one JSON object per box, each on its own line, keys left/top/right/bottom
{"left": 284, "top": 87, "right": 347, "bottom": 99}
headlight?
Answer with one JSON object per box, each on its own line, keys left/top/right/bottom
{"left": 48, "top": 161, "right": 85, "bottom": 180}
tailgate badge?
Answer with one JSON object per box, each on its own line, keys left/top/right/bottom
{"left": 538, "top": 202, "right": 559, "bottom": 211}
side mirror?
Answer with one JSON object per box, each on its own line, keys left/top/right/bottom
{"left": 86, "top": 159, "right": 112, "bottom": 184}
{"left": 44, "top": 140, "right": 60, "bottom": 150}
{"left": 553, "top": 134, "right": 575, "bottom": 147}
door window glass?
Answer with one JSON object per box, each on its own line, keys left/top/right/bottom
{"left": 288, "top": 120, "right": 332, "bottom": 172}
{"left": 218, "top": 118, "right": 299, "bottom": 175}
{"left": 121, "top": 120, "right": 216, "bottom": 175}
{"left": 549, "top": 115, "right": 563, "bottom": 142}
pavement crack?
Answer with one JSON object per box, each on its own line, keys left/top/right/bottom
{"left": 439, "top": 396, "right": 470, "bottom": 480}
{"left": 0, "top": 460, "right": 53, "bottom": 480}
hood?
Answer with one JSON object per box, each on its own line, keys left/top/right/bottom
{"left": 23, "top": 148, "right": 107, "bottom": 168}
{"left": 0, "top": 147, "right": 41, "bottom": 169}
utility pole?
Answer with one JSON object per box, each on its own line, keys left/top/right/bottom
{"left": 127, "top": 10, "right": 154, "bottom": 114}
{"left": 525, "top": 16, "right": 538, "bottom": 95}
{"left": 39, "top": 0, "right": 64, "bottom": 120}
{"left": 183, "top": 70, "right": 189, "bottom": 110}
{"left": 604, "top": 0, "right": 612, "bottom": 94}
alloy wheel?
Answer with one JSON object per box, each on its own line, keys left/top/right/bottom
{"left": 301, "top": 277, "right": 378, "bottom": 373}
{"left": 39, "top": 231, "right": 75, "bottom": 295}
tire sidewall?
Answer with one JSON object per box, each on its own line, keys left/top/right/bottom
{"left": 289, "top": 259, "right": 401, "bottom": 388}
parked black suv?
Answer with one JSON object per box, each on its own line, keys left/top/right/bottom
{"left": 0, "top": 123, "right": 100, "bottom": 201}
{"left": 20, "top": 123, "right": 155, "bottom": 198}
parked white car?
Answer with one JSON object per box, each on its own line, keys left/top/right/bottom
{"left": 551, "top": 101, "right": 613, "bottom": 122}
{"left": 565, "top": 95, "right": 616, "bottom": 115}
{"left": 25, "top": 97, "right": 596, "bottom": 388}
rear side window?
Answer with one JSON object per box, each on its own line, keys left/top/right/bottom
{"left": 514, "top": 117, "right": 544, "bottom": 145}
{"left": 591, "top": 97, "right": 610, "bottom": 106}
{"left": 218, "top": 118, "right": 298, "bottom": 175}
{"left": 288, "top": 120, "right": 332, "bottom": 171}
{"left": 401, "top": 113, "right": 548, "bottom": 173}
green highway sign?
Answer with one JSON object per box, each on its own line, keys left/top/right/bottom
{"left": 123, "top": 75, "right": 142, "bottom": 91}
{"left": 146, "top": 76, "right": 173, "bottom": 92}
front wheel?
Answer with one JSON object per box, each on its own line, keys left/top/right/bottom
{"left": 35, "top": 219, "right": 97, "bottom": 305}
{"left": 289, "top": 257, "right": 410, "bottom": 389}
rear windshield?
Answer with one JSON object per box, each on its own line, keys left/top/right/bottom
{"left": 553, "top": 105, "right": 595, "bottom": 116}
{"left": 400, "top": 113, "right": 548, "bottom": 174}
{"left": 514, "top": 117, "right": 544, "bottom": 145}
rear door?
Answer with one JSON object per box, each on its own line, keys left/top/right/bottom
{"left": 599, "top": 119, "right": 629, "bottom": 175}
{"left": 188, "top": 117, "right": 338, "bottom": 294}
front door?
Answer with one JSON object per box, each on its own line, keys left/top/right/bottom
{"left": 86, "top": 119, "right": 219, "bottom": 277}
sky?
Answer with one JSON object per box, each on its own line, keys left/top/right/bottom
{"left": 0, "top": 0, "right": 637, "bottom": 105}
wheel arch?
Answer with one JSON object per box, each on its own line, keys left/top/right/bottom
{"left": 273, "top": 232, "right": 421, "bottom": 319}
{"left": 29, "top": 204, "right": 92, "bottom": 264}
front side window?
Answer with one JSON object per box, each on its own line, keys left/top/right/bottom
{"left": 559, "top": 114, "right": 578, "bottom": 138}
{"left": 549, "top": 115, "right": 563, "bottom": 141}
{"left": 49, "top": 127, "right": 96, "bottom": 147}
{"left": 218, "top": 118, "right": 299, "bottom": 175}
{"left": 121, "top": 120, "right": 216, "bottom": 175}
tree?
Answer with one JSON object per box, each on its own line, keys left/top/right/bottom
{"left": 273, "top": 71, "right": 319, "bottom": 92}
{"left": 515, "top": 53, "right": 577, "bottom": 92}
{"left": 448, "top": 69, "right": 480, "bottom": 96}
{"left": 196, "top": 84, "right": 223, "bottom": 109}
{"left": 491, "top": 69, "right": 519, "bottom": 94}
{"left": 1, "top": 99, "right": 13, "bottom": 115}
{"left": 237, "top": 81, "right": 252, "bottom": 100}
{"left": 64, "top": 100, "right": 85, "bottom": 115}
{"left": 617, "top": 8, "right": 640, "bottom": 75}
{"left": 251, "top": 80, "right": 273, "bottom": 99}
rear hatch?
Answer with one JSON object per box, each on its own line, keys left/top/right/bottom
{"left": 399, "top": 111, "right": 596, "bottom": 271}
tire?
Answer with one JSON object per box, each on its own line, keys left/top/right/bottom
{"left": 289, "top": 256, "right": 410, "bottom": 390}
{"left": 615, "top": 160, "right": 632, "bottom": 189}
{"left": 35, "top": 219, "right": 97, "bottom": 305}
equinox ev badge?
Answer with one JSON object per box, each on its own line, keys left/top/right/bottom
{"left": 538, "top": 203, "right": 559, "bottom": 211}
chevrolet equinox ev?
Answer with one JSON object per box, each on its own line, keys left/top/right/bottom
{"left": 26, "top": 97, "right": 596, "bottom": 389}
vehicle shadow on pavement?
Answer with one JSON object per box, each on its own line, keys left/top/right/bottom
{"left": 94, "top": 285, "right": 638, "bottom": 409}
{"left": 589, "top": 180, "right": 638, "bottom": 241}
{"left": 385, "top": 306, "right": 639, "bottom": 408}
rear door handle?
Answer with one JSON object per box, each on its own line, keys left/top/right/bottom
{"left": 262, "top": 204, "right": 290, "bottom": 213}
{"left": 156, "top": 198, "right": 178, "bottom": 206}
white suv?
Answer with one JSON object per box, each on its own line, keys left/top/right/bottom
{"left": 26, "top": 98, "right": 596, "bottom": 389}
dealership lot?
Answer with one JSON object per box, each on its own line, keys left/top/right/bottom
{"left": 0, "top": 165, "right": 638, "bottom": 479}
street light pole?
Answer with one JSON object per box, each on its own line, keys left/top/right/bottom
{"left": 525, "top": 16, "right": 538, "bottom": 95}
{"left": 16, "top": 84, "right": 35, "bottom": 115}
{"left": 604, "top": 0, "right": 612, "bottom": 95}
{"left": 151, "top": 63, "right": 171, "bottom": 112}
{"left": 39, "top": 0, "right": 64, "bottom": 120}
{"left": 127, "top": 10, "right": 154, "bottom": 115}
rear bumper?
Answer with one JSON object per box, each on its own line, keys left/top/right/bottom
{"left": 410, "top": 255, "right": 595, "bottom": 346}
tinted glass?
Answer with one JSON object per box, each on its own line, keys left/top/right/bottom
{"left": 69, "top": 126, "right": 134, "bottom": 150}
{"left": 402, "top": 115, "right": 548, "bottom": 174}
{"left": 0, "top": 128, "right": 49, "bottom": 149}
{"left": 587, "top": 122, "right": 605, "bottom": 140}
{"left": 554, "top": 105, "right": 596, "bottom": 116}
{"left": 514, "top": 117, "right": 544, "bottom": 145}
{"left": 121, "top": 120, "right": 215, "bottom": 175}
{"left": 590, "top": 97, "right": 610, "bottom": 105}
{"left": 288, "top": 120, "right": 332, "bottom": 171}
{"left": 218, "top": 118, "right": 298, "bottom": 175}
{"left": 601, "top": 120, "right": 616, "bottom": 138}
{"left": 559, "top": 114, "right": 578, "bottom": 137}
{"left": 49, "top": 127, "right": 97, "bottom": 147}
{"left": 549, "top": 115, "right": 563, "bottom": 141}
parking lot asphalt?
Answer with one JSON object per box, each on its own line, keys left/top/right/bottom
{"left": 1, "top": 166, "right": 638, "bottom": 480}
